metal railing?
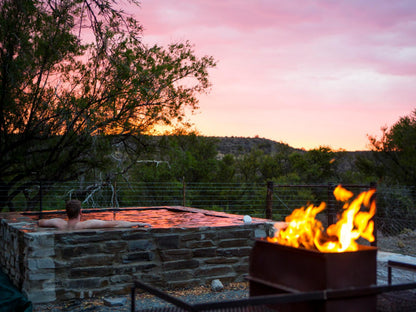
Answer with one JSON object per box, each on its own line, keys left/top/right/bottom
{"left": 131, "top": 277, "right": 416, "bottom": 312}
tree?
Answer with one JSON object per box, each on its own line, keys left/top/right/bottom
{"left": 259, "top": 145, "right": 293, "bottom": 182}
{"left": 162, "top": 133, "right": 219, "bottom": 183}
{"left": 367, "top": 109, "right": 416, "bottom": 186}
{"left": 289, "top": 147, "right": 337, "bottom": 184}
{"left": 216, "top": 154, "right": 236, "bottom": 182}
{"left": 0, "top": 0, "right": 216, "bottom": 211}
{"left": 237, "top": 150, "right": 263, "bottom": 183}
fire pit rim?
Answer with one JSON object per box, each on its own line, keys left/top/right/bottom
{"left": 255, "top": 237, "right": 378, "bottom": 254}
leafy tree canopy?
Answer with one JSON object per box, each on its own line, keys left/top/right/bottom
{"left": 0, "top": 0, "right": 216, "bottom": 210}
{"left": 367, "top": 109, "right": 416, "bottom": 186}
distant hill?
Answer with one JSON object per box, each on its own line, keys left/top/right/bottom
{"left": 149, "top": 134, "right": 371, "bottom": 159}
{"left": 206, "top": 137, "right": 374, "bottom": 172}
{"left": 204, "top": 136, "right": 304, "bottom": 156}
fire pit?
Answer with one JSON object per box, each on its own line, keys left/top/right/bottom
{"left": 248, "top": 185, "right": 378, "bottom": 311}
{"left": 248, "top": 240, "right": 377, "bottom": 311}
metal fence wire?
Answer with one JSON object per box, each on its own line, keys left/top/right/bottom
{"left": 1, "top": 181, "right": 416, "bottom": 241}
{"left": 2, "top": 181, "right": 267, "bottom": 217}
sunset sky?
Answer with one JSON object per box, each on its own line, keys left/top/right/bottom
{"left": 131, "top": 0, "right": 416, "bottom": 151}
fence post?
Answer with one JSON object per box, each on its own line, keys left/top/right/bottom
{"left": 265, "top": 181, "right": 274, "bottom": 219}
{"left": 112, "top": 181, "right": 117, "bottom": 208}
{"left": 327, "top": 182, "right": 336, "bottom": 226}
{"left": 182, "top": 177, "right": 186, "bottom": 207}
{"left": 370, "top": 181, "right": 377, "bottom": 247}
{"left": 39, "top": 179, "right": 43, "bottom": 217}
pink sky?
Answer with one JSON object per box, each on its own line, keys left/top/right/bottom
{"left": 129, "top": 0, "right": 416, "bottom": 151}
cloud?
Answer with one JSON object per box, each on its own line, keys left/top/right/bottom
{"left": 131, "top": 0, "right": 416, "bottom": 150}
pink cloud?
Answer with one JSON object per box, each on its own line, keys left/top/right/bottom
{"left": 129, "top": 0, "right": 416, "bottom": 150}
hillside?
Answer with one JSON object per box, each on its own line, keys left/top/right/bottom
{"left": 205, "top": 136, "right": 303, "bottom": 156}
{"left": 207, "top": 136, "right": 374, "bottom": 175}
{"left": 147, "top": 135, "right": 372, "bottom": 162}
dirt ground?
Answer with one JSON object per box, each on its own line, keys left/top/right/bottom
{"left": 32, "top": 282, "right": 249, "bottom": 312}
{"left": 377, "top": 229, "right": 416, "bottom": 256}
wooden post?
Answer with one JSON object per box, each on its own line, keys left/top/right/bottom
{"left": 327, "top": 183, "right": 336, "bottom": 226}
{"left": 112, "top": 181, "right": 117, "bottom": 208}
{"left": 39, "top": 179, "right": 43, "bottom": 217}
{"left": 266, "top": 181, "right": 274, "bottom": 219}
{"left": 182, "top": 177, "right": 186, "bottom": 207}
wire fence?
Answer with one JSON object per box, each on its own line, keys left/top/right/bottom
{"left": 2, "top": 181, "right": 267, "bottom": 217}
{"left": 2, "top": 181, "right": 416, "bottom": 241}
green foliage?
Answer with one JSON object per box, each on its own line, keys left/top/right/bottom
{"left": 368, "top": 109, "right": 416, "bottom": 186}
{"left": 163, "top": 133, "right": 219, "bottom": 182}
{"left": 352, "top": 154, "right": 380, "bottom": 183}
{"left": 289, "top": 147, "right": 335, "bottom": 183}
{"left": 216, "top": 154, "right": 236, "bottom": 182}
{"left": 125, "top": 136, "right": 372, "bottom": 187}
{"left": 237, "top": 150, "right": 263, "bottom": 182}
{"left": 259, "top": 151, "right": 291, "bottom": 181}
{"left": 376, "top": 185, "right": 416, "bottom": 235}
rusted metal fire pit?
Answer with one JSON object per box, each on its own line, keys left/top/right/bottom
{"left": 248, "top": 239, "right": 378, "bottom": 312}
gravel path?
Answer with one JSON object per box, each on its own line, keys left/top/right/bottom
{"left": 33, "top": 283, "right": 249, "bottom": 312}
{"left": 378, "top": 229, "right": 416, "bottom": 256}
{"left": 31, "top": 278, "right": 416, "bottom": 312}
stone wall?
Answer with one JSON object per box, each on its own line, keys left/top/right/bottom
{"left": 22, "top": 232, "right": 56, "bottom": 303}
{"left": 0, "top": 217, "right": 57, "bottom": 303}
{"left": 52, "top": 225, "right": 272, "bottom": 302}
{"left": 0, "top": 218, "right": 24, "bottom": 288}
{"left": 0, "top": 213, "right": 273, "bottom": 304}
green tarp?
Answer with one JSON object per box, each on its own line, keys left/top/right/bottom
{"left": 0, "top": 269, "right": 32, "bottom": 312}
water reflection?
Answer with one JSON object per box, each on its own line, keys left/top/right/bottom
{"left": 23, "top": 208, "right": 249, "bottom": 228}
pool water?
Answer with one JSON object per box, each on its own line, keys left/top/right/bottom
{"left": 24, "top": 207, "right": 256, "bottom": 229}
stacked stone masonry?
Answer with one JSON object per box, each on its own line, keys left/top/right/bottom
{"left": 0, "top": 211, "right": 273, "bottom": 304}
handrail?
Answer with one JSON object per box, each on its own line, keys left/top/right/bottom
{"left": 388, "top": 260, "right": 416, "bottom": 285}
{"left": 131, "top": 279, "right": 416, "bottom": 311}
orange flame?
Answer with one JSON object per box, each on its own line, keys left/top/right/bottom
{"left": 267, "top": 185, "right": 376, "bottom": 252}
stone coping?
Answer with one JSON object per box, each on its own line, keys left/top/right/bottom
{"left": 1, "top": 206, "right": 273, "bottom": 233}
